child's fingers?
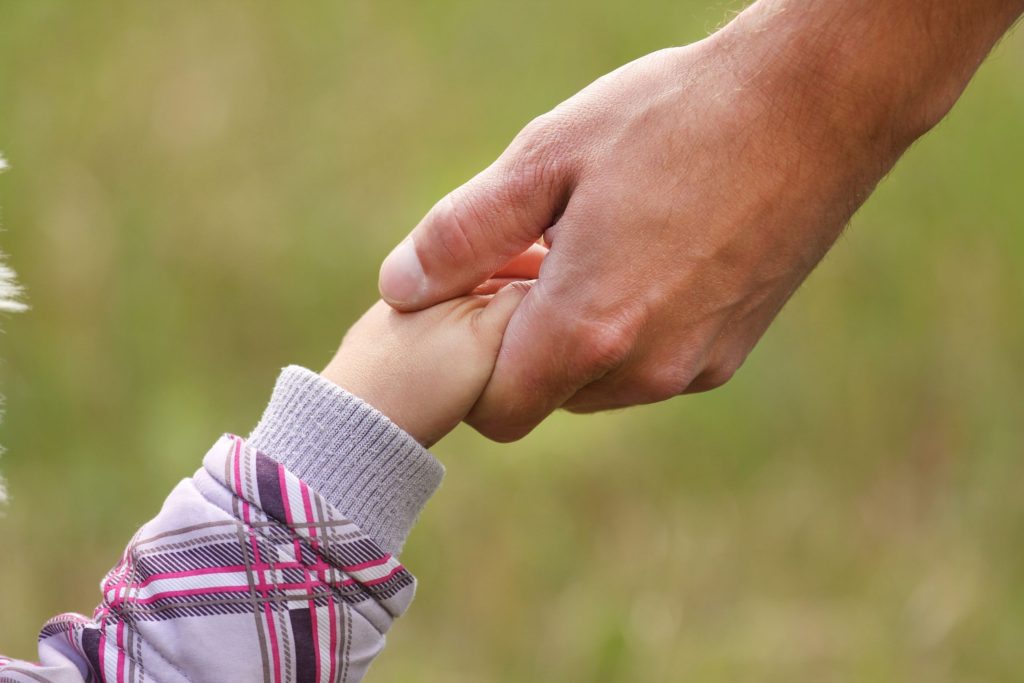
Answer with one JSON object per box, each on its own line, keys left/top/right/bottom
{"left": 472, "top": 277, "right": 525, "bottom": 296}
{"left": 491, "top": 242, "right": 548, "bottom": 279}
{"left": 474, "top": 280, "right": 534, "bottom": 340}
{"left": 471, "top": 243, "right": 546, "bottom": 295}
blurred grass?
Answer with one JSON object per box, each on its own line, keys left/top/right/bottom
{"left": 1, "top": 1, "right": 1023, "bottom": 681}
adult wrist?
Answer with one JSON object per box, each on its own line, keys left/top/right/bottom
{"left": 713, "top": 0, "right": 1024, "bottom": 156}
{"left": 704, "top": 5, "right": 906, "bottom": 164}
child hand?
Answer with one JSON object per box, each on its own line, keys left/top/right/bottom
{"left": 321, "top": 281, "right": 533, "bottom": 447}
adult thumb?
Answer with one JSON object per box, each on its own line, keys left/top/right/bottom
{"left": 379, "top": 122, "right": 573, "bottom": 310}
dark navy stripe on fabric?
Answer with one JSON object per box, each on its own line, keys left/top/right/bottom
{"left": 135, "top": 542, "right": 247, "bottom": 577}
{"left": 256, "top": 451, "right": 288, "bottom": 523}
{"left": 288, "top": 608, "right": 317, "bottom": 682}
{"left": 80, "top": 627, "right": 102, "bottom": 680}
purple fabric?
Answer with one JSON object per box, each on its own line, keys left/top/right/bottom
{"left": 0, "top": 435, "right": 417, "bottom": 682}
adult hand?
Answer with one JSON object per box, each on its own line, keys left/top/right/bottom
{"left": 379, "top": 0, "right": 1024, "bottom": 441}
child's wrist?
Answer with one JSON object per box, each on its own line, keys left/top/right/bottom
{"left": 249, "top": 365, "right": 444, "bottom": 555}
{"left": 320, "top": 287, "right": 533, "bottom": 449}
{"left": 320, "top": 359, "right": 448, "bottom": 447}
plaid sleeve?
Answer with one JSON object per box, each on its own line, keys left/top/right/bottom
{"left": 0, "top": 434, "right": 417, "bottom": 683}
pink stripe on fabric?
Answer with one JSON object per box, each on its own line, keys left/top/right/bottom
{"left": 251, "top": 561, "right": 282, "bottom": 683}
{"left": 279, "top": 460, "right": 315, "bottom": 577}
{"left": 116, "top": 620, "right": 126, "bottom": 682}
{"left": 129, "top": 585, "right": 253, "bottom": 604}
{"left": 327, "top": 593, "right": 337, "bottom": 683}
{"left": 133, "top": 564, "right": 255, "bottom": 588}
{"left": 98, "top": 631, "right": 106, "bottom": 681}
{"left": 297, "top": 479, "right": 324, "bottom": 680}
{"left": 232, "top": 437, "right": 244, "bottom": 502}
{"left": 233, "top": 437, "right": 285, "bottom": 683}
{"left": 334, "top": 569, "right": 404, "bottom": 589}
{"left": 360, "top": 565, "right": 406, "bottom": 587}
{"left": 262, "top": 600, "right": 282, "bottom": 683}
{"left": 234, "top": 437, "right": 282, "bottom": 682}
{"left": 130, "top": 578, "right": 340, "bottom": 605}
{"left": 340, "top": 555, "right": 394, "bottom": 572}
{"left": 303, "top": 565, "right": 322, "bottom": 682}
{"left": 300, "top": 481, "right": 318, "bottom": 550}
{"left": 278, "top": 462, "right": 294, "bottom": 526}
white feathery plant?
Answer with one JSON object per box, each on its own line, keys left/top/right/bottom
{"left": 0, "top": 155, "right": 25, "bottom": 315}
{"left": 0, "top": 153, "right": 27, "bottom": 506}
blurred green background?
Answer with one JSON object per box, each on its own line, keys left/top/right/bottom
{"left": 1, "top": 1, "right": 1023, "bottom": 681}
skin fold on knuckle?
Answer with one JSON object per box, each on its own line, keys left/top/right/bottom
{"left": 574, "top": 316, "right": 636, "bottom": 383}
{"left": 502, "top": 115, "right": 575, "bottom": 209}
{"left": 685, "top": 356, "right": 744, "bottom": 394}
{"left": 594, "top": 346, "right": 702, "bottom": 408}
{"left": 635, "top": 365, "right": 697, "bottom": 404}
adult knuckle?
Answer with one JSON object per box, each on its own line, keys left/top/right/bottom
{"left": 503, "top": 114, "right": 567, "bottom": 197}
{"left": 577, "top": 318, "right": 635, "bottom": 377}
{"left": 516, "top": 112, "right": 562, "bottom": 152}
{"left": 627, "top": 350, "right": 700, "bottom": 402}
{"left": 639, "top": 369, "right": 693, "bottom": 403}
{"left": 701, "top": 355, "right": 744, "bottom": 391}
{"left": 429, "top": 192, "right": 485, "bottom": 263}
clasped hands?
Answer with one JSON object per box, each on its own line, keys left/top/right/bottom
{"left": 326, "top": 0, "right": 991, "bottom": 444}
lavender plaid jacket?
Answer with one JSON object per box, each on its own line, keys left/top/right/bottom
{"left": 0, "top": 366, "right": 446, "bottom": 682}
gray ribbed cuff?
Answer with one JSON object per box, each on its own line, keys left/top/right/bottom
{"left": 248, "top": 365, "right": 445, "bottom": 556}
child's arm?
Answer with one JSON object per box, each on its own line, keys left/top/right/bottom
{"left": 0, "top": 283, "right": 531, "bottom": 682}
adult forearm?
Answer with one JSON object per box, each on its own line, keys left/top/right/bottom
{"left": 722, "top": 0, "right": 1024, "bottom": 151}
